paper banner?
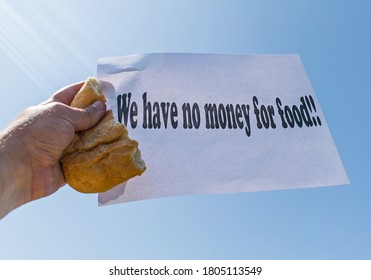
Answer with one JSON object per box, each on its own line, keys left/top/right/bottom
{"left": 97, "top": 53, "right": 349, "bottom": 205}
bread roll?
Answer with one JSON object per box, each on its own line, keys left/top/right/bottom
{"left": 70, "top": 77, "right": 106, "bottom": 108}
{"left": 61, "top": 77, "right": 146, "bottom": 193}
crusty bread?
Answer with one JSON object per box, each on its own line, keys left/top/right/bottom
{"left": 70, "top": 77, "right": 106, "bottom": 108}
{"left": 61, "top": 77, "right": 146, "bottom": 193}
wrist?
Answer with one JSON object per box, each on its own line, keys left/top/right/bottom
{"left": 0, "top": 130, "right": 32, "bottom": 218}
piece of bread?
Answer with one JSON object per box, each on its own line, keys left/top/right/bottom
{"left": 70, "top": 77, "right": 106, "bottom": 108}
{"left": 60, "top": 77, "right": 146, "bottom": 193}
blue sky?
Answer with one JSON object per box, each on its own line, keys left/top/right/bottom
{"left": 0, "top": 0, "right": 370, "bottom": 259}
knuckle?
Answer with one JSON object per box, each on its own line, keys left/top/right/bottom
{"left": 46, "top": 102, "right": 66, "bottom": 115}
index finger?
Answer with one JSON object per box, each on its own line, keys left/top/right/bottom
{"left": 45, "top": 81, "right": 85, "bottom": 105}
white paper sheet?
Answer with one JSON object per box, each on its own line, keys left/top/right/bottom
{"left": 97, "top": 53, "right": 349, "bottom": 205}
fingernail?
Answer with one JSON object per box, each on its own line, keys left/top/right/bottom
{"left": 92, "top": 100, "right": 106, "bottom": 112}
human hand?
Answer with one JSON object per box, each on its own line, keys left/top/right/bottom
{"left": 0, "top": 81, "right": 106, "bottom": 218}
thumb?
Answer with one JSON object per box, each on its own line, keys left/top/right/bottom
{"left": 68, "top": 100, "right": 107, "bottom": 131}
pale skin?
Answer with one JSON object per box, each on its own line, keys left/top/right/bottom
{"left": 0, "top": 82, "right": 107, "bottom": 218}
